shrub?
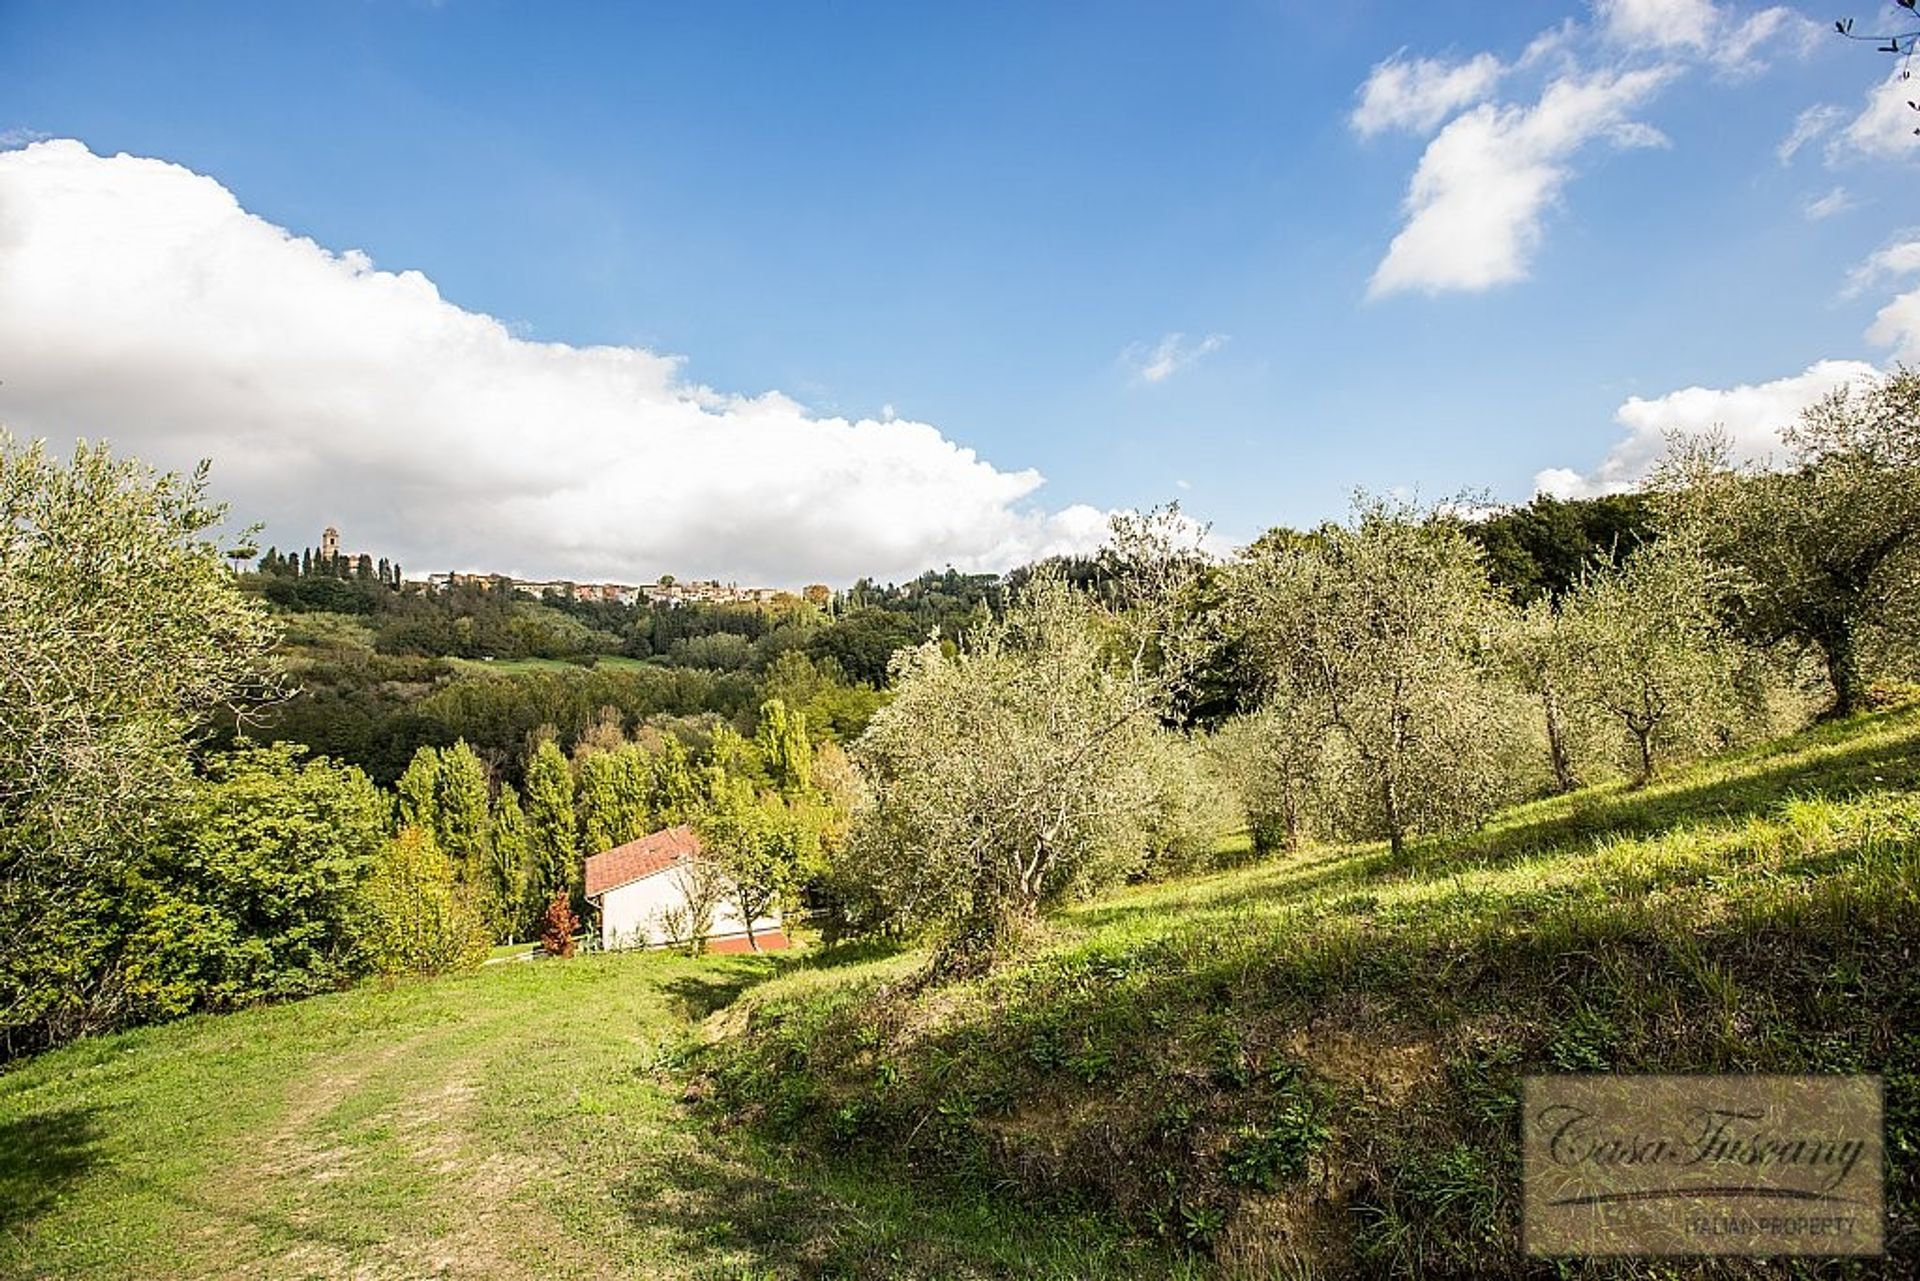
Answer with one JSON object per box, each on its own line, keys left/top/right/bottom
{"left": 540, "top": 892, "right": 579, "bottom": 958}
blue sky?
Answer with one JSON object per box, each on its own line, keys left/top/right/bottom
{"left": 1, "top": 1, "right": 1916, "bottom": 582}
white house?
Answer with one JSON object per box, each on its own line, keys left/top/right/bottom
{"left": 583, "top": 824, "right": 789, "bottom": 953}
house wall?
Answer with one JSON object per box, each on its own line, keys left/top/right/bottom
{"left": 597, "top": 866, "right": 783, "bottom": 951}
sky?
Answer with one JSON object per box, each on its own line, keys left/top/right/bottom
{"left": 0, "top": 0, "right": 1916, "bottom": 585}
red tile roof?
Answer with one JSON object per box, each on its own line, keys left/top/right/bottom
{"left": 584, "top": 824, "right": 703, "bottom": 898}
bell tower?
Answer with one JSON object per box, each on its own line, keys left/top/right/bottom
{"left": 321, "top": 526, "right": 340, "bottom": 560}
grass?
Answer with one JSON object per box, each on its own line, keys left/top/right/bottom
{"left": 444, "top": 655, "right": 659, "bottom": 676}
{"left": 6, "top": 706, "right": 1916, "bottom": 1278}
{"left": 707, "top": 704, "right": 1920, "bottom": 1278}
{"left": 0, "top": 953, "right": 1188, "bottom": 1279}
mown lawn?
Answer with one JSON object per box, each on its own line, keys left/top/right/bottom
{"left": 710, "top": 704, "right": 1920, "bottom": 1278}
{"left": 0, "top": 951, "right": 1185, "bottom": 1279}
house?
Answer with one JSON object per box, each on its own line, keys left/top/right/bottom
{"left": 583, "top": 824, "right": 790, "bottom": 954}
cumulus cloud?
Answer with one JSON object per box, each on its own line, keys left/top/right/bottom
{"left": 1533, "top": 359, "right": 1883, "bottom": 498}
{"left": 0, "top": 140, "right": 1115, "bottom": 585}
{"left": 1831, "top": 64, "right": 1920, "bottom": 163}
{"left": 1540, "top": 235, "right": 1920, "bottom": 497}
{"left": 1127, "top": 332, "right": 1228, "bottom": 384}
{"left": 1368, "top": 66, "right": 1675, "bottom": 298}
{"left": 1361, "top": 2, "right": 1817, "bottom": 297}
{"left": 1802, "top": 185, "right": 1856, "bottom": 221}
{"left": 1859, "top": 238, "right": 1920, "bottom": 361}
{"left": 1351, "top": 52, "right": 1506, "bottom": 137}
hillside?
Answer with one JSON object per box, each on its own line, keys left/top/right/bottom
{"left": 708, "top": 703, "right": 1920, "bottom": 1277}
{"left": 4, "top": 705, "right": 1916, "bottom": 1278}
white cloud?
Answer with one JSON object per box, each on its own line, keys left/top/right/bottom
{"left": 1369, "top": 66, "right": 1676, "bottom": 297}
{"left": 1802, "top": 185, "right": 1856, "bottom": 220}
{"left": 0, "top": 140, "right": 1114, "bottom": 585}
{"left": 1539, "top": 239, "right": 1920, "bottom": 497}
{"left": 1534, "top": 359, "right": 1883, "bottom": 497}
{"left": 1595, "top": 0, "right": 1814, "bottom": 72}
{"left": 1127, "top": 332, "right": 1228, "bottom": 384}
{"left": 1596, "top": 0, "right": 1721, "bottom": 52}
{"left": 1778, "top": 103, "right": 1844, "bottom": 163}
{"left": 1831, "top": 63, "right": 1920, "bottom": 163}
{"left": 1859, "top": 238, "right": 1920, "bottom": 361}
{"left": 1351, "top": 52, "right": 1506, "bottom": 138}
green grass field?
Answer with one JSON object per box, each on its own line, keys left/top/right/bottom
{"left": 4, "top": 706, "right": 1917, "bottom": 1278}
{"left": 0, "top": 952, "right": 1181, "bottom": 1279}
{"left": 444, "top": 655, "right": 660, "bottom": 677}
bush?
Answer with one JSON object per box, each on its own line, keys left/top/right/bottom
{"left": 540, "top": 892, "right": 579, "bottom": 958}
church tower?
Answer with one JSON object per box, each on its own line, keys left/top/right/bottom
{"left": 321, "top": 526, "right": 340, "bottom": 560}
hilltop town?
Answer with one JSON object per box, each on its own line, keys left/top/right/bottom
{"left": 294, "top": 525, "right": 824, "bottom": 608}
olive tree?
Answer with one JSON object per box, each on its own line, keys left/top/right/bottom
{"left": 1228, "top": 499, "right": 1513, "bottom": 857}
{"left": 1557, "top": 536, "right": 1739, "bottom": 786}
{"left": 0, "top": 435, "right": 280, "bottom": 1054}
{"left": 842, "top": 510, "right": 1208, "bottom": 968}
{"left": 1656, "top": 369, "right": 1920, "bottom": 716}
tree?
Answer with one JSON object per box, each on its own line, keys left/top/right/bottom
{"left": 522, "top": 739, "right": 577, "bottom": 909}
{"left": 843, "top": 516, "right": 1205, "bottom": 969}
{"left": 487, "top": 786, "right": 532, "bottom": 942}
{"left": 1501, "top": 597, "right": 1586, "bottom": 794}
{"left": 0, "top": 435, "right": 281, "bottom": 1055}
{"left": 1214, "top": 701, "right": 1324, "bottom": 855}
{"left": 1228, "top": 499, "right": 1512, "bottom": 857}
{"left": 125, "top": 742, "right": 390, "bottom": 1017}
{"left": 576, "top": 744, "right": 653, "bottom": 854}
{"left": 395, "top": 746, "right": 441, "bottom": 832}
{"left": 652, "top": 859, "right": 728, "bottom": 954}
{"left": 649, "top": 737, "right": 701, "bottom": 825}
{"left": 695, "top": 785, "right": 818, "bottom": 952}
{"left": 361, "top": 826, "right": 490, "bottom": 977}
{"left": 1657, "top": 370, "right": 1920, "bottom": 717}
{"left": 1558, "top": 535, "right": 1739, "bottom": 786}
{"left": 754, "top": 698, "right": 813, "bottom": 794}
{"left": 432, "top": 740, "right": 493, "bottom": 879}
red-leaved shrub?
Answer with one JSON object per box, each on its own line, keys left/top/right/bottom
{"left": 540, "top": 893, "right": 578, "bottom": 958}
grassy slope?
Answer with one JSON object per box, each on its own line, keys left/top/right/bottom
{"left": 7, "top": 709, "right": 1916, "bottom": 1279}
{"left": 709, "top": 706, "right": 1920, "bottom": 1278}
{"left": 0, "top": 954, "right": 1182, "bottom": 1280}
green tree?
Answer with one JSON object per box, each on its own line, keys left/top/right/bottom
{"left": 487, "top": 786, "right": 532, "bottom": 942}
{"left": 523, "top": 739, "right": 578, "bottom": 909}
{"left": 695, "top": 784, "right": 817, "bottom": 952}
{"left": 577, "top": 744, "right": 652, "bottom": 855}
{"left": 843, "top": 519, "right": 1204, "bottom": 970}
{"left": 432, "top": 740, "right": 493, "bottom": 880}
{"left": 1658, "top": 370, "right": 1920, "bottom": 716}
{"left": 650, "top": 736, "right": 701, "bottom": 825}
{"left": 754, "top": 698, "right": 813, "bottom": 794}
{"left": 395, "top": 746, "right": 441, "bottom": 832}
{"left": 1558, "top": 536, "right": 1739, "bottom": 786}
{"left": 1229, "top": 498, "right": 1513, "bottom": 857}
{"left": 126, "top": 742, "right": 390, "bottom": 1016}
{"left": 360, "top": 826, "right": 490, "bottom": 977}
{"left": 0, "top": 435, "right": 281, "bottom": 1055}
